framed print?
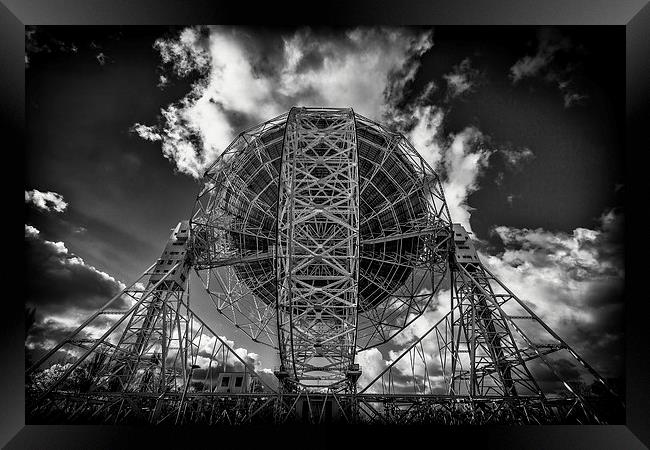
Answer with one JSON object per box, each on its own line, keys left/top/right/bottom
{"left": 4, "top": 0, "right": 648, "bottom": 448}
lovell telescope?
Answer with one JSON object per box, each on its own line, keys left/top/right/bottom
{"left": 26, "top": 107, "right": 623, "bottom": 425}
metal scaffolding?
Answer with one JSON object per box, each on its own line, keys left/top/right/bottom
{"left": 26, "top": 107, "right": 623, "bottom": 425}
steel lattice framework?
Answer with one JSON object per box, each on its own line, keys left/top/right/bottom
{"left": 276, "top": 108, "right": 360, "bottom": 387}
{"left": 27, "top": 223, "right": 275, "bottom": 424}
{"left": 189, "top": 107, "right": 452, "bottom": 390}
{"left": 26, "top": 107, "right": 623, "bottom": 425}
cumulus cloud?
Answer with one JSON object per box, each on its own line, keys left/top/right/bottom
{"left": 25, "top": 189, "right": 68, "bottom": 213}
{"left": 405, "top": 104, "right": 446, "bottom": 168}
{"left": 25, "top": 224, "right": 40, "bottom": 238}
{"left": 509, "top": 28, "right": 588, "bottom": 108}
{"left": 390, "top": 289, "right": 450, "bottom": 348}
{"left": 155, "top": 27, "right": 211, "bottom": 77}
{"left": 193, "top": 333, "right": 262, "bottom": 375}
{"left": 440, "top": 127, "right": 492, "bottom": 232}
{"left": 133, "top": 26, "right": 433, "bottom": 178}
{"left": 25, "top": 224, "right": 127, "bottom": 356}
{"left": 481, "top": 208, "right": 624, "bottom": 376}
{"left": 386, "top": 104, "right": 492, "bottom": 231}
{"left": 137, "top": 26, "right": 497, "bottom": 232}
{"left": 384, "top": 77, "right": 495, "bottom": 232}
{"left": 131, "top": 123, "right": 162, "bottom": 142}
{"left": 356, "top": 347, "right": 388, "bottom": 391}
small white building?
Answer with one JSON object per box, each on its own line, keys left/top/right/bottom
{"left": 214, "top": 372, "right": 250, "bottom": 393}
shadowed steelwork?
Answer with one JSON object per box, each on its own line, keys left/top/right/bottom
{"left": 26, "top": 107, "right": 622, "bottom": 425}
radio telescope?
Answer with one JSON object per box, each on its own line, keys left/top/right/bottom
{"left": 26, "top": 107, "right": 622, "bottom": 425}
{"left": 190, "top": 107, "right": 451, "bottom": 389}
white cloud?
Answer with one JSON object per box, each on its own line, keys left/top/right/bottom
{"left": 510, "top": 29, "right": 571, "bottom": 83}
{"left": 35, "top": 235, "right": 126, "bottom": 290}
{"left": 25, "top": 229, "right": 132, "bottom": 361}
{"left": 138, "top": 26, "right": 495, "bottom": 232}
{"left": 194, "top": 333, "right": 262, "bottom": 371}
{"left": 406, "top": 104, "right": 445, "bottom": 168}
{"left": 356, "top": 347, "right": 387, "bottom": 392}
{"left": 25, "top": 224, "right": 40, "bottom": 238}
{"left": 391, "top": 289, "right": 450, "bottom": 348}
{"left": 157, "top": 74, "right": 168, "bottom": 88}
{"left": 443, "top": 57, "right": 481, "bottom": 98}
{"left": 155, "top": 27, "right": 211, "bottom": 77}
{"left": 40, "top": 314, "right": 111, "bottom": 340}
{"left": 510, "top": 52, "right": 553, "bottom": 83}
{"left": 481, "top": 209, "right": 624, "bottom": 375}
{"left": 385, "top": 79, "right": 494, "bottom": 232}
{"left": 388, "top": 108, "right": 492, "bottom": 232}
{"left": 25, "top": 189, "right": 68, "bottom": 212}
{"left": 134, "top": 26, "right": 433, "bottom": 178}
{"left": 131, "top": 123, "right": 162, "bottom": 142}
{"left": 441, "top": 127, "right": 491, "bottom": 232}
{"left": 25, "top": 225, "right": 127, "bottom": 309}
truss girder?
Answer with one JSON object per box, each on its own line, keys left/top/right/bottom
{"left": 449, "top": 260, "right": 541, "bottom": 398}
{"left": 276, "top": 108, "right": 360, "bottom": 387}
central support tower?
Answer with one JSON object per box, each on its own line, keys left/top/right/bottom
{"left": 276, "top": 108, "right": 360, "bottom": 389}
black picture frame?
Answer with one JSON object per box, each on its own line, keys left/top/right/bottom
{"left": 4, "top": 0, "right": 648, "bottom": 448}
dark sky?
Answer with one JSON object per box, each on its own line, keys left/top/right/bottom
{"left": 413, "top": 27, "right": 625, "bottom": 236}
{"left": 25, "top": 25, "right": 626, "bottom": 381}
{"left": 26, "top": 27, "right": 198, "bottom": 283}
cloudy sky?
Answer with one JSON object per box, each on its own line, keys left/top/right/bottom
{"left": 25, "top": 25, "right": 625, "bottom": 388}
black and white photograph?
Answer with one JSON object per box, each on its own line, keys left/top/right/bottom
{"left": 6, "top": 2, "right": 647, "bottom": 445}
